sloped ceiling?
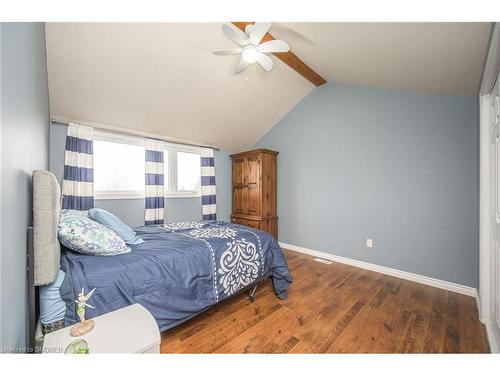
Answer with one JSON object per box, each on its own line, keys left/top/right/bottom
{"left": 270, "top": 22, "right": 491, "bottom": 96}
{"left": 45, "top": 23, "right": 491, "bottom": 151}
{"left": 45, "top": 23, "right": 314, "bottom": 152}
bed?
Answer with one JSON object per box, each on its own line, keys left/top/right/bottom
{"left": 28, "top": 170, "right": 292, "bottom": 348}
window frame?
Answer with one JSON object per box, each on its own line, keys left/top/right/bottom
{"left": 93, "top": 130, "right": 202, "bottom": 200}
{"left": 164, "top": 144, "right": 202, "bottom": 198}
{"left": 93, "top": 130, "right": 146, "bottom": 200}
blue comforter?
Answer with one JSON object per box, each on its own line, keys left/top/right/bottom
{"left": 59, "top": 221, "right": 292, "bottom": 331}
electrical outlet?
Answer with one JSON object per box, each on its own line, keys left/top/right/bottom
{"left": 366, "top": 238, "right": 373, "bottom": 248}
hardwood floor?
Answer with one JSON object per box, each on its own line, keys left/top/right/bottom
{"left": 160, "top": 249, "right": 490, "bottom": 353}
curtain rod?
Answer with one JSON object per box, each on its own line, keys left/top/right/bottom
{"left": 51, "top": 118, "right": 220, "bottom": 151}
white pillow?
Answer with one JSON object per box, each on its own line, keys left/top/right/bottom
{"left": 58, "top": 210, "right": 131, "bottom": 256}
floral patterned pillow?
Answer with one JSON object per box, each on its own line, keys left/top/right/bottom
{"left": 58, "top": 210, "right": 131, "bottom": 256}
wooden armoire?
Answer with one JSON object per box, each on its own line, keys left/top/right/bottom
{"left": 230, "top": 149, "right": 278, "bottom": 238}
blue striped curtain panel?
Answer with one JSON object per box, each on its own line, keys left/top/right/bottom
{"left": 201, "top": 147, "right": 217, "bottom": 220}
{"left": 145, "top": 138, "right": 165, "bottom": 225}
{"left": 61, "top": 123, "right": 94, "bottom": 211}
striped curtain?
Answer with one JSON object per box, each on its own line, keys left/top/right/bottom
{"left": 201, "top": 147, "right": 217, "bottom": 220}
{"left": 145, "top": 138, "right": 165, "bottom": 225}
{"left": 62, "top": 123, "right": 94, "bottom": 211}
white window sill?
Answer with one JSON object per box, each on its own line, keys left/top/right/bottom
{"left": 95, "top": 192, "right": 201, "bottom": 200}
{"left": 165, "top": 192, "right": 201, "bottom": 199}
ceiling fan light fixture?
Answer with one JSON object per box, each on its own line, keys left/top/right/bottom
{"left": 242, "top": 45, "right": 259, "bottom": 64}
{"left": 214, "top": 22, "right": 289, "bottom": 73}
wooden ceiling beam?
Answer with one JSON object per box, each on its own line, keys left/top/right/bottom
{"left": 232, "top": 22, "right": 326, "bottom": 87}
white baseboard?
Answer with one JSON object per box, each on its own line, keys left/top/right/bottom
{"left": 484, "top": 319, "right": 500, "bottom": 353}
{"left": 475, "top": 289, "right": 483, "bottom": 322}
{"left": 280, "top": 242, "right": 477, "bottom": 297}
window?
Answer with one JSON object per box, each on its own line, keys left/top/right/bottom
{"left": 163, "top": 146, "right": 202, "bottom": 197}
{"left": 94, "top": 135, "right": 145, "bottom": 199}
{"left": 93, "top": 131, "right": 201, "bottom": 199}
{"left": 177, "top": 152, "right": 201, "bottom": 192}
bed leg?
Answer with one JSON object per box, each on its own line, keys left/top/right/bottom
{"left": 247, "top": 285, "right": 258, "bottom": 302}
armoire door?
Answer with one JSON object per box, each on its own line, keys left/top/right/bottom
{"left": 245, "top": 155, "right": 261, "bottom": 216}
{"left": 232, "top": 158, "right": 246, "bottom": 215}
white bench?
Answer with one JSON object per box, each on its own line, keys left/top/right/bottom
{"left": 42, "top": 304, "right": 161, "bottom": 353}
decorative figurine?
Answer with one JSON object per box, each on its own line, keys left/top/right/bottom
{"left": 70, "top": 287, "right": 96, "bottom": 337}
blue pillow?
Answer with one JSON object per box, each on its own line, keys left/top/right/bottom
{"left": 88, "top": 208, "right": 144, "bottom": 245}
{"left": 39, "top": 269, "right": 66, "bottom": 324}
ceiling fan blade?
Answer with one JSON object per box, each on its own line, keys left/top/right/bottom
{"left": 244, "top": 24, "right": 254, "bottom": 35}
{"left": 213, "top": 48, "right": 243, "bottom": 55}
{"left": 258, "top": 40, "right": 290, "bottom": 53}
{"left": 234, "top": 57, "right": 247, "bottom": 73}
{"left": 222, "top": 23, "right": 250, "bottom": 47}
{"left": 256, "top": 52, "right": 273, "bottom": 72}
{"left": 249, "top": 22, "right": 271, "bottom": 46}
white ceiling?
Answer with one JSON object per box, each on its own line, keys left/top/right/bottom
{"left": 272, "top": 22, "right": 491, "bottom": 96}
{"left": 45, "top": 22, "right": 491, "bottom": 151}
{"left": 45, "top": 23, "right": 313, "bottom": 151}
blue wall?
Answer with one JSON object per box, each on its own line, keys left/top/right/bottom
{"left": 50, "top": 123, "right": 232, "bottom": 226}
{"left": 255, "top": 82, "right": 479, "bottom": 288}
{"left": 0, "top": 23, "right": 50, "bottom": 350}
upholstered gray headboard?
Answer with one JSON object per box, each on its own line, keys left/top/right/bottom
{"left": 32, "top": 170, "right": 61, "bottom": 286}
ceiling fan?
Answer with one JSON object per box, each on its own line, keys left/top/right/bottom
{"left": 213, "top": 22, "right": 290, "bottom": 73}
